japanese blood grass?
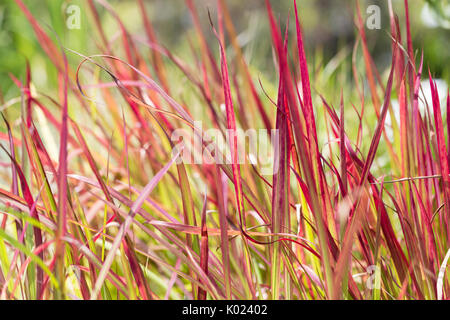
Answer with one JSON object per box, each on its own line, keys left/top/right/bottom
{"left": 0, "top": 0, "right": 449, "bottom": 300}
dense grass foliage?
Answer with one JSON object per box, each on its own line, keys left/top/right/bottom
{"left": 0, "top": 0, "right": 449, "bottom": 300}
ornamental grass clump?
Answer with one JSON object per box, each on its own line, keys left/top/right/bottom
{"left": 0, "top": 0, "right": 449, "bottom": 300}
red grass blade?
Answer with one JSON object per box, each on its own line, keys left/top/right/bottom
{"left": 339, "top": 93, "right": 348, "bottom": 197}
{"left": 198, "top": 192, "right": 209, "bottom": 300}
{"left": 429, "top": 73, "right": 450, "bottom": 239}
{"left": 0, "top": 144, "right": 44, "bottom": 297}
{"left": 208, "top": 13, "right": 246, "bottom": 236}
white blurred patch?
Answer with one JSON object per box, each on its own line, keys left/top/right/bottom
{"left": 385, "top": 99, "right": 400, "bottom": 142}
{"left": 419, "top": 79, "right": 448, "bottom": 116}
{"left": 248, "top": 153, "right": 257, "bottom": 165}
{"left": 296, "top": 81, "right": 304, "bottom": 101}
{"left": 421, "top": 3, "right": 450, "bottom": 29}
{"left": 385, "top": 79, "right": 448, "bottom": 142}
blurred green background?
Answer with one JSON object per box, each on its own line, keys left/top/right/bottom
{"left": 0, "top": 0, "right": 449, "bottom": 101}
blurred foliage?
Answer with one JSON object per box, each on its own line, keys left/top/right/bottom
{"left": 426, "top": 0, "right": 450, "bottom": 20}
{"left": 0, "top": 0, "right": 449, "bottom": 101}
